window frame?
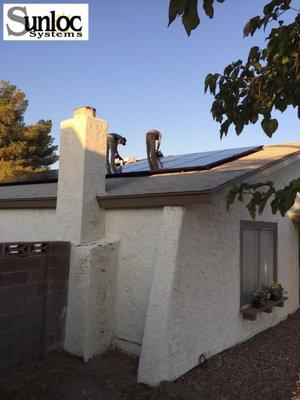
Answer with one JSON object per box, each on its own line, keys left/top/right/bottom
{"left": 240, "top": 220, "right": 278, "bottom": 308}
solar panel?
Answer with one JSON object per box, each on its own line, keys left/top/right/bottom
{"left": 107, "top": 145, "right": 263, "bottom": 178}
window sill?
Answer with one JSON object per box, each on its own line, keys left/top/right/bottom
{"left": 241, "top": 297, "right": 288, "bottom": 321}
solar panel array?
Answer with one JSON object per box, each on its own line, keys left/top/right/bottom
{"left": 107, "top": 145, "right": 263, "bottom": 177}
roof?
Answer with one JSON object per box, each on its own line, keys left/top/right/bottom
{"left": 0, "top": 170, "right": 58, "bottom": 186}
{"left": 0, "top": 183, "right": 57, "bottom": 209}
{"left": 0, "top": 170, "right": 57, "bottom": 209}
{"left": 100, "top": 143, "right": 300, "bottom": 207}
{"left": 0, "top": 142, "right": 300, "bottom": 209}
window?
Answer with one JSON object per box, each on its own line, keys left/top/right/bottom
{"left": 240, "top": 221, "right": 277, "bottom": 307}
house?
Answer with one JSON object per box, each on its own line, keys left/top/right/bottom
{"left": 0, "top": 106, "right": 299, "bottom": 385}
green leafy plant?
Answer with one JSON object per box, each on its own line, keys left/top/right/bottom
{"left": 226, "top": 179, "right": 300, "bottom": 219}
{"left": 251, "top": 290, "right": 268, "bottom": 308}
{"left": 168, "top": 0, "right": 300, "bottom": 218}
{"left": 269, "top": 281, "right": 285, "bottom": 300}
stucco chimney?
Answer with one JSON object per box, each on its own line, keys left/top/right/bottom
{"left": 73, "top": 106, "right": 96, "bottom": 118}
{"left": 56, "top": 106, "right": 108, "bottom": 244}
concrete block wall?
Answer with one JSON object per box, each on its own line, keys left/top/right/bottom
{"left": 0, "top": 241, "right": 70, "bottom": 368}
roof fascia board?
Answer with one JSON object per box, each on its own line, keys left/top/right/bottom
{"left": 98, "top": 192, "right": 212, "bottom": 209}
{"left": 0, "top": 198, "right": 56, "bottom": 209}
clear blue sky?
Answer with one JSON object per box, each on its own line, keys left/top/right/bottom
{"left": 1, "top": 0, "right": 299, "bottom": 160}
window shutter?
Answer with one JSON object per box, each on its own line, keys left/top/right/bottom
{"left": 242, "top": 228, "right": 259, "bottom": 306}
{"left": 259, "top": 228, "right": 275, "bottom": 289}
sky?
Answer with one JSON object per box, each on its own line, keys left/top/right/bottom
{"left": 1, "top": 0, "right": 299, "bottom": 161}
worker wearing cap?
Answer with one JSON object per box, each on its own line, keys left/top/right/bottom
{"left": 107, "top": 132, "right": 127, "bottom": 174}
{"left": 146, "top": 129, "right": 163, "bottom": 170}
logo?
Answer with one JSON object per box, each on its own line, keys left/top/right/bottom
{"left": 3, "top": 4, "right": 89, "bottom": 41}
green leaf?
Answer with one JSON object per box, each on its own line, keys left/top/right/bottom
{"left": 182, "top": 0, "right": 200, "bottom": 35}
{"left": 247, "top": 202, "right": 257, "bottom": 220}
{"left": 271, "top": 196, "right": 280, "bottom": 215}
{"left": 231, "top": 67, "right": 240, "bottom": 79}
{"left": 220, "top": 119, "right": 231, "bottom": 137}
{"left": 261, "top": 118, "right": 278, "bottom": 137}
{"left": 243, "top": 16, "right": 260, "bottom": 37}
{"left": 243, "top": 21, "right": 251, "bottom": 37}
{"left": 257, "top": 186, "right": 275, "bottom": 214}
{"left": 168, "top": 0, "right": 183, "bottom": 26}
{"left": 224, "top": 64, "right": 233, "bottom": 75}
{"left": 250, "top": 114, "right": 259, "bottom": 124}
{"left": 203, "top": 0, "right": 214, "bottom": 19}
{"left": 204, "top": 73, "right": 213, "bottom": 93}
{"left": 275, "top": 99, "right": 287, "bottom": 112}
{"left": 248, "top": 46, "right": 259, "bottom": 59}
{"left": 263, "top": 1, "right": 275, "bottom": 16}
{"left": 284, "top": 188, "right": 298, "bottom": 211}
{"left": 209, "top": 73, "right": 219, "bottom": 94}
{"left": 235, "top": 121, "right": 244, "bottom": 135}
{"left": 225, "top": 185, "right": 238, "bottom": 210}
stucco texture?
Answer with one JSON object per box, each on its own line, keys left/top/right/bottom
{"left": 105, "top": 208, "right": 163, "bottom": 345}
{"left": 65, "top": 239, "right": 119, "bottom": 360}
{"left": 136, "top": 159, "right": 300, "bottom": 384}
{"left": 0, "top": 209, "right": 58, "bottom": 242}
{"left": 57, "top": 114, "right": 107, "bottom": 244}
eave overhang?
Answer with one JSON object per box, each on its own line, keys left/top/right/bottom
{"left": 97, "top": 191, "right": 212, "bottom": 209}
{"left": 0, "top": 197, "right": 56, "bottom": 209}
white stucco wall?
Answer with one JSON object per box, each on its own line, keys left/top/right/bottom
{"left": 0, "top": 209, "right": 58, "bottom": 242}
{"left": 65, "top": 238, "right": 119, "bottom": 360}
{"left": 101, "top": 160, "right": 300, "bottom": 381}
{"left": 105, "top": 208, "right": 163, "bottom": 345}
{"left": 137, "top": 159, "right": 300, "bottom": 384}
{"left": 156, "top": 196, "right": 298, "bottom": 380}
{"left": 57, "top": 111, "right": 107, "bottom": 244}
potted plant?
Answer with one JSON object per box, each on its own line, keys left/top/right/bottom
{"left": 269, "top": 282, "right": 285, "bottom": 301}
{"left": 251, "top": 291, "right": 268, "bottom": 308}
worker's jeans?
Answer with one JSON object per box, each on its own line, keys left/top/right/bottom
{"left": 146, "top": 136, "right": 158, "bottom": 171}
{"left": 106, "top": 137, "right": 117, "bottom": 174}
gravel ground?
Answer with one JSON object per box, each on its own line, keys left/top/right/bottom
{"left": 0, "top": 310, "right": 298, "bottom": 400}
{"left": 178, "top": 310, "right": 300, "bottom": 400}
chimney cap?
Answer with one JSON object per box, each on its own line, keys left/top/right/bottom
{"left": 73, "top": 106, "right": 96, "bottom": 118}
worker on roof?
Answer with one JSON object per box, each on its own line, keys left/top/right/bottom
{"left": 107, "top": 132, "right": 127, "bottom": 174}
{"left": 146, "top": 129, "right": 163, "bottom": 170}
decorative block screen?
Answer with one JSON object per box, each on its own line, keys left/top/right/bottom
{"left": 0, "top": 241, "right": 71, "bottom": 368}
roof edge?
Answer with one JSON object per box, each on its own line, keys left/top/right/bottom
{"left": 0, "top": 197, "right": 56, "bottom": 209}
{"left": 212, "top": 150, "right": 300, "bottom": 194}
{"left": 98, "top": 191, "right": 212, "bottom": 209}
{"left": 0, "top": 170, "right": 58, "bottom": 187}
